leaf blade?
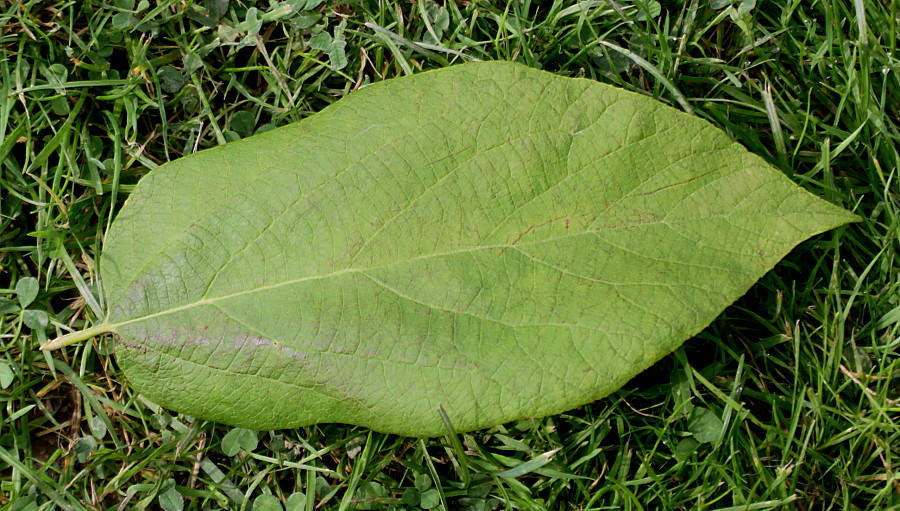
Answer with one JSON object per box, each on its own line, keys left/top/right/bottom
{"left": 100, "top": 62, "right": 857, "bottom": 435}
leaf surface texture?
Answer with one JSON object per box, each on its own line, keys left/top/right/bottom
{"left": 103, "top": 62, "right": 856, "bottom": 435}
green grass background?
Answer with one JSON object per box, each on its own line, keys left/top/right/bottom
{"left": 1, "top": 0, "right": 898, "bottom": 509}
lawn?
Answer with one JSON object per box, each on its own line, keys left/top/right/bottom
{"left": 1, "top": 0, "right": 898, "bottom": 510}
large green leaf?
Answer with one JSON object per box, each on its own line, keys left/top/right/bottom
{"left": 44, "top": 62, "right": 856, "bottom": 436}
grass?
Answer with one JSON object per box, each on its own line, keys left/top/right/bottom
{"left": 0, "top": 0, "right": 898, "bottom": 509}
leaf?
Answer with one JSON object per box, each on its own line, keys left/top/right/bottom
{"left": 74, "top": 435, "right": 98, "bottom": 463}
{"left": 230, "top": 111, "right": 256, "bottom": 138}
{"left": 422, "top": 1, "right": 450, "bottom": 44}
{"left": 308, "top": 30, "right": 347, "bottom": 70}
{"left": 285, "top": 492, "right": 306, "bottom": 511}
{"left": 0, "top": 362, "right": 14, "bottom": 389}
{"left": 158, "top": 480, "right": 184, "bottom": 511}
{"left": 355, "top": 482, "right": 388, "bottom": 510}
{"left": 414, "top": 474, "right": 432, "bottom": 492}
{"left": 16, "top": 277, "right": 39, "bottom": 309}
{"left": 205, "top": 0, "right": 229, "bottom": 21}
{"left": 673, "top": 437, "right": 700, "bottom": 462}
{"left": 22, "top": 309, "right": 49, "bottom": 330}
{"left": 182, "top": 53, "right": 204, "bottom": 74}
{"left": 42, "top": 63, "right": 68, "bottom": 91}
{"left": 221, "top": 427, "right": 258, "bottom": 456}
{"left": 401, "top": 488, "right": 420, "bottom": 506}
{"left": 292, "top": 0, "right": 323, "bottom": 11}
{"left": 239, "top": 7, "right": 262, "bottom": 37}
{"left": 291, "top": 13, "right": 320, "bottom": 30}
{"left": 495, "top": 448, "right": 560, "bottom": 478}
{"left": 89, "top": 414, "right": 109, "bottom": 439}
{"left": 251, "top": 494, "right": 283, "bottom": 511}
{"left": 0, "top": 298, "right": 19, "bottom": 315}
{"left": 112, "top": 12, "right": 138, "bottom": 30}
{"left": 878, "top": 304, "right": 900, "bottom": 329}
{"left": 43, "top": 62, "right": 858, "bottom": 436}
{"left": 158, "top": 65, "right": 186, "bottom": 93}
{"left": 687, "top": 407, "right": 725, "bottom": 443}
{"left": 419, "top": 489, "right": 441, "bottom": 510}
